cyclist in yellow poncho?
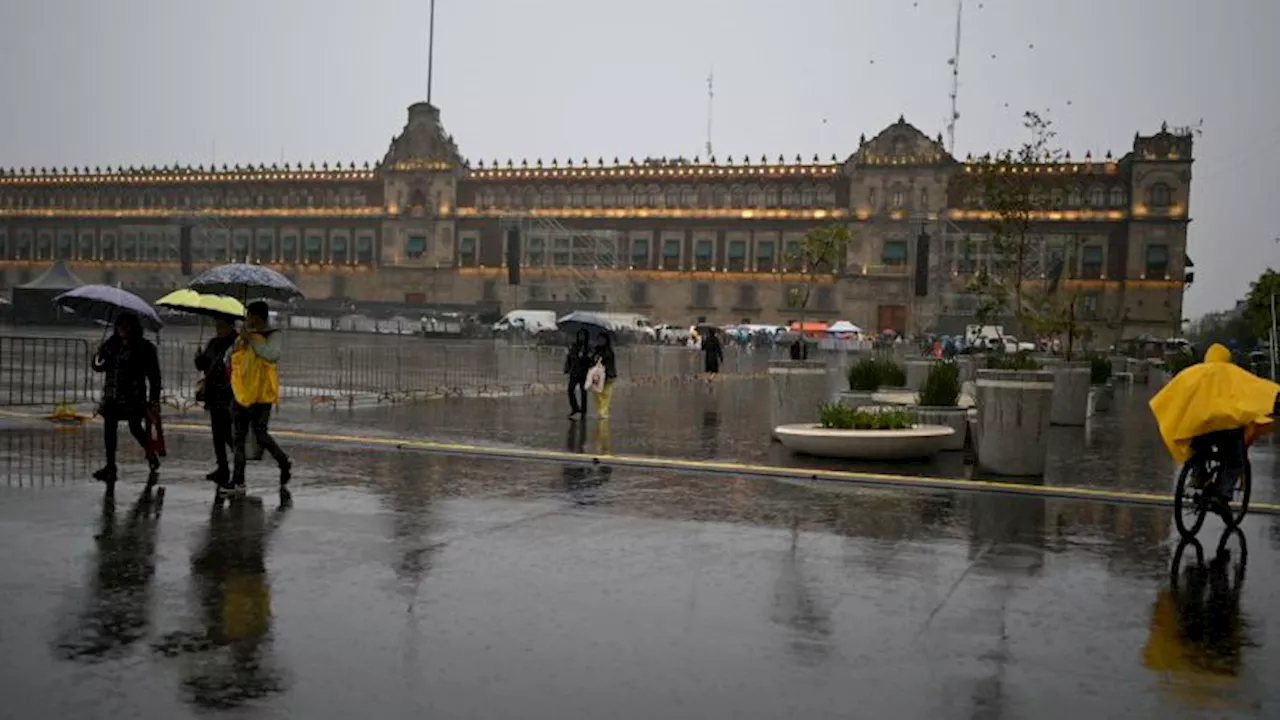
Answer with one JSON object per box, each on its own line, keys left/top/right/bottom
{"left": 1149, "top": 343, "right": 1280, "bottom": 504}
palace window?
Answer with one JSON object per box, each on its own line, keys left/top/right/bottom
{"left": 1050, "top": 189, "right": 1065, "bottom": 208}
{"left": 119, "top": 233, "right": 137, "bottom": 262}
{"left": 1090, "top": 186, "right": 1105, "bottom": 208}
{"left": 56, "top": 232, "right": 73, "bottom": 261}
{"left": 540, "top": 187, "right": 554, "bottom": 208}
{"left": 1147, "top": 183, "right": 1173, "bottom": 207}
{"left": 682, "top": 186, "right": 697, "bottom": 208}
{"left": 555, "top": 187, "right": 570, "bottom": 206}
{"left": 694, "top": 239, "right": 714, "bottom": 271}
{"left": 586, "top": 186, "right": 602, "bottom": 207}
{"left": 78, "top": 232, "right": 94, "bottom": 259}
{"left": 404, "top": 234, "right": 426, "bottom": 260}
{"left": 666, "top": 186, "right": 680, "bottom": 208}
{"left": 1144, "top": 244, "right": 1169, "bottom": 278}
{"left": 1081, "top": 245, "right": 1104, "bottom": 279}
{"left": 96, "top": 233, "right": 113, "bottom": 261}
{"left": 755, "top": 241, "right": 775, "bottom": 273}
{"left": 890, "top": 188, "right": 906, "bottom": 210}
{"left": 781, "top": 187, "right": 797, "bottom": 207}
{"left": 1110, "top": 187, "right": 1126, "bottom": 207}
{"left": 800, "top": 186, "right": 815, "bottom": 207}
{"left": 730, "top": 186, "right": 745, "bottom": 208}
{"left": 714, "top": 187, "right": 729, "bottom": 208}
{"left": 727, "top": 240, "right": 747, "bottom": 272}
{"left": 868, "top": 187, "right": 877, "bottom": 209}
{"left": 736, "top": 284, "right": 757, "bottom": 310}
{"left": 630, "top": 238, "right": 650, "bottom": 269}
{"left": 604, "top": 185, "right": 619, "bottom": 206}
{"left": 256, "top": 231, "right": 274, "bottom": 263}
{"left": 1068, "top": 186, "right": 1082, "bottom": 207}
{"left": 305, "top": 234, "right": 325, "bottom": 263}
{"left": 919, "top": 188, "right": 929, "bottom": 210}
{"left": 355, "top": 235, "right": 374, "bottom": 265}
{"left": 630, "top": 281, "right": 649, "bottom": 307}
{"left": 571, "top": 186, "right": 585, "bottom": 207}
{"left": 16, "top": 231, "right": 32, "bottom": 260}
{"left": 882, "top": 240, "right": 908, "bottom": 266}
{"left": 764, "top": 186, "right": 778, "bottom": 207}
{"left": 661, "top": 239, "right": 681, "bottom": 270}
{"left": 782, "top": 238, "right": 801, "bottom": 272}
{"left": 524, "top": 187, "right": 538, "bottom": 207}
{"left": 331, "top": 236, "right": 349, "bottom": 265}
{"left": 458, "top": 236, "right": 477, "bottom": 267}
{"left": 527, "top": 236, "right": 545, "bottom": 266}
{"left": 280, "top": 233, "right": 298, "bottom": 263}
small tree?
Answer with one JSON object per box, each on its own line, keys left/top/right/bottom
{"left": 784, "top": 224, "right": 852, "bottom": 331}
{"left": 962, "top": 111, "right": 1073, "bottom": 337}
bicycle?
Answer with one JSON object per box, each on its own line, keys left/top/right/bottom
{"left": 1173, "top": 445, "right": 1251, "bottom": 539}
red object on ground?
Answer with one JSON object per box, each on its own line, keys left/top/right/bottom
{"left": 145, "top": 405, "right": 167, "bottom": 457}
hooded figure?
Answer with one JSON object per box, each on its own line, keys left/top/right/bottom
{"left": 1150, "top": 343, "right": 1280, "bottom": 501}
{"left": 563, "top": 328, "right": 592, "bottom": 418}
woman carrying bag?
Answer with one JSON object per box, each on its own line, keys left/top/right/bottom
{"left": 587, "top": 332, "right": 618, "bottom": 420}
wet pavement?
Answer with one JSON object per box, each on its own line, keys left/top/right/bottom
{"left": 1, "top": 414, "right": 1280, "bottom": 718}
{"left": 3, "top": 376, "right": 1280, "bottom": 718}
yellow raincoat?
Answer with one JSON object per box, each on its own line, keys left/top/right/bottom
{"left": 1149, "top": 343, "right": 1279, "bottom": 463}
{"left": 229, "top": 333, "right": 280, "bottom": 407}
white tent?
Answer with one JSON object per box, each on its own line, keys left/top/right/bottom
{"left": 825, "top": 320, "right": 863, "bottom": 334}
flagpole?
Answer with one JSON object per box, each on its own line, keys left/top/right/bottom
{"left": 427, "top": 0, "right": 436, "bottom": 104}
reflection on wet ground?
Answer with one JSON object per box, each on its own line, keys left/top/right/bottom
{"left": 1, "top": 426, "right": 1279, "bottom": 718}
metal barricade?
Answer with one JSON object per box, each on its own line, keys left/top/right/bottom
{"left": 0, "top": 336, "right": 94, "bottom": 407}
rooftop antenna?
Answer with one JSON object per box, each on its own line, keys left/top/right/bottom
{"left": 427, "top": 0, "right": 437, "bottom": 104}
{"left": 705, "top": 68, "right": 715, "bottom": 159}
{"left": 946, "top": 0, "right": 963, "bottom": 154}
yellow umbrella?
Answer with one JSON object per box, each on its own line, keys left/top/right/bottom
{"left": 155, "top": 289, "right": 245, "bottom": 320}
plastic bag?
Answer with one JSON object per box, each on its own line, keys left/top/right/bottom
{"left": 585, "top": 361, "right": 606, "bottom": 393}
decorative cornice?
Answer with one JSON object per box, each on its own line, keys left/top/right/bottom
{"left": 0, "top": 167, "right": 376, "bottom": 186}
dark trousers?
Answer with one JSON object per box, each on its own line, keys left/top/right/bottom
{"left": 567, "top": 375, "right": 587, "bottom": 414}
{"left": 232, "top": 403, "right": 287, "bottom": 483}
{"left": 104, "top": 414, "right": 148, "bottom": 467}
{"left": 1191, "top": 428, "right": 1246, "bottom": 495}
{"left": 209, "top": 406, "right": 234, "bottom": 471}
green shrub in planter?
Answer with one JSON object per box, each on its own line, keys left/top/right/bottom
{"left": 818, "top": 403, "right": 913, "bottom": 430}
{"left": 1088, "top": 353, "right": 1112, "bottom": 386}
{"left": 1166, "top": 349, "right": 1196, "bottom": 376}
{"left": 918, "top": 361, "right": 962, "bottom": 407}
{"left": 986, "top": 352, "right": 1042, "bottom": 371}
{"left": 879, "top": 358, "right": 907, "bottom": 388}
{"left": 847, "top": 357, "right": 884, "bottom": 392}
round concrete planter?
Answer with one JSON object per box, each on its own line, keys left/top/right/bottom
{"left": 775, "top": 423, "right": 956, "bottom": 460}
{"left": 974, "top": 369, "right": 1054, "bottom": 476}
{"left": 908, "top": 407, "right": 968, "bottom": 451}
{"left": 904, "top": 361, "right": 932, "bottom": 392}
{"left": 837, "top": 390, "right": 879, "bottom": 409}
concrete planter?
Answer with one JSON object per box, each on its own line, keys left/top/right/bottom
{"left": 908, "top": 406, "right": 969, "bottom": 451}
{"left": 775, "top": 423, "right": 956, "bottom": 460}
{"left": 769, "top": 360, "right": 829, "bottom": 440}
{"left": 1088, "top": 382, "right": 1114, "bottom": 415}
{"left": 904, "top": 361, "right": 932, "bottom": 392}
{"left": 837, "top": 390, "right": 879, "bottom": 409}
{"left": 1050, "top": 363, "right": 1091, "bottom": 427}
{"left": 974, "top": 369, "right": 1054, "bottom": 476}
{"left": 1125, "top": 358, "right": 1149, "bottom": 384}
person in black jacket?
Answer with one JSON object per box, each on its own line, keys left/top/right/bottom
{"left": 702, "top": 329, "right": 724, "bottom": 374}
{"left": 590, "top": 331, "right": 619, "bottom": 420}
{"left": 91, "top": 313, "right": 161, "bottom": 483}
{"left": 195, "top": 318, "right": 238, "bottom": 486}
{"left": 563, "top": 328, "right": 592, "bottom": 419}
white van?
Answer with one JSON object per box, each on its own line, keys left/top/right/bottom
{"left": 493, "top": 310, "right": 558, "bottom": 334}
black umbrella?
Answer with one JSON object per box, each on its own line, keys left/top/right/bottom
{"left": 557, "top": 311, "right": 618, "bottom": 341}
{"left": 189, "top": 264, "right": 303, "bottom": 303}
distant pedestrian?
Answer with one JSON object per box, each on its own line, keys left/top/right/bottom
{"left": 195, "top": 318, "right": 238, "bottom": 486}
{"left": 563, "top": 328, "right": 592, "bottom": 419}
{"left": 590, "top": 332, "right": 618, "bottom": 420}
{"left": 91, "top": 313, "right": 162, "bottom": 483}
{"left": 228, "top": 301, "right": 291, "bottom": 492}
{"left": 702, "top": 328, "right": 724, "bottom": 374}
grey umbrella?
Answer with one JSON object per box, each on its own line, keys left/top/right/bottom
{"left": 188, "top": 263, "right": 303, "bottom": 303}
{"left": 54, "top": 285, "right": 164, "bottom": 332}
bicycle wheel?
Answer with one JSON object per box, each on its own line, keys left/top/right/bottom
{"left": 1174, "top": 459, "right": 1209, "bottom": 539}
{"left": 1227, "top": 459, "right": 1252, "bottom": 528}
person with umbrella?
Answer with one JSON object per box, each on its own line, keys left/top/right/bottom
{"left": 702, "top": 328, "right": 725, "bottom": 375}
{"left": 228, "top": 301, "right": 291, "bottom": 492}
{"left": 195, "top": 317, "right": 238, "bottom": 486}
{"left": 589, "top": 331, "right": 618, "bottom": 420}
{"left": 91, "top": 313, "right": 162, "bottom": 483}
{"left": 563, "top": 328, "right": 592, "bottom": 419}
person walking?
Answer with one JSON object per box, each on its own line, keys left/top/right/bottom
{"left": 590, "top": 331, "right": 618, "bottom": 420}
{"left": 195, "top": 318, "right": 238, "bottom": 486}
{"left": 228, "top": 301, "right": 291, "bottom": 492}
{"left": 563, "top": 328, "right": 592, "bottom": 419}
{"left": 702, "top": 328, "right": 725, "bottom": 375}
{"left": 91, "top": 314, "right": 161, "bottom": 483}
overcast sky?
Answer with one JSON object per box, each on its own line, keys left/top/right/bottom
{"left": 2, "top": 0, "right": 1276, "bottom": 315}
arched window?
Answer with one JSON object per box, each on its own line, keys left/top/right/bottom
{"left": 1089, "top": 186, "right": 1105, "bottom": 208}
{"left": 714, "top": 187, "right": 729, "bottom": 208}
{"left": 540, "top": 187, "right": 554, "bottom": 207}
{"left": 1068, "top": 186, "right": 1082, "bottom": 207}
{"left": 555, "top": 186, "right": 570, "bottom": 206}
{"left": 747, "top": 185, "right": 763, "bottom": 207}
{"left": 730, "top": 185, "right": 745, "bottom": 208}
{"left": 764, "top": 186, "right": 779, "bottom": 206}
{"left": 868, "top": 187, "right": 878, "bottom": 209}
{"left": 665, "top": 186, "right": 680, "bottom": 208}
{"left": 800, "top": 185, "right": 816, "bottom": 207}
{"left": 571, "top": 186, "right": 585, "bottom": 207}
{"left": 781, "top": 186, "right": 797, "bottom": 207}
{"left": 524, "top": 187, "right": 538, "bottom": 207}
{"left": 1110, "top": 187, "right": 1127, "bottom": 207}
{"left": 890, "top": 185, "right": 906, "bottom": 210}
{"left": 1147, "top": 183, "right": 1172, "bottom": 207}
{"left": 1050, "top": 189, "right": 1064, "bottom": 208}
{"left": 586, "top": 185, "right": 601, "bottom": 207}
{"left": 682, "top": 186, "right": 697, "bottom": 207}
{"left": 648, "top": 185, "right": 661, "bottom": 207}
{"left": 604, "top": 185, "right": 619, "bottom": 206}
{"left": 919, "top": 188, "right": 929, "bottom": 210}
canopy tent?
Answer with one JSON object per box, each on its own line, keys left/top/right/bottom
{"left": 10, "top": 261, "right": 85, "bottom": 324}
{"left": 825, "top": 320, "right": 863, "bottom": 334}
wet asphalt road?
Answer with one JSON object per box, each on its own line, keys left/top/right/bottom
{"left": 2, "top": 380, "right": 1280, "bottom": 718}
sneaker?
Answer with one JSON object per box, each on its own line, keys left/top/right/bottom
{"left": 92, "top": 465, "right": 117, "bottom": 483}
{"left": 206, "top": 468, "right": 230, "bottom": 484}
{"left": 278, "top": 457, "right": 292, "bottom": 487}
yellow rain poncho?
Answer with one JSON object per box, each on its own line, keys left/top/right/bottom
{"left": 1149, "top": 344, "right": 1279, "bottom": 463}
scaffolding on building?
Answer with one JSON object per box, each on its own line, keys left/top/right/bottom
{"left": 500, "top": 216, "right": 625, "bottom": 311}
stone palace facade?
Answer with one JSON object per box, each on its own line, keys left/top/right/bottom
{"left": 0, "top": 102, "right": 1193, "bottom": 340}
